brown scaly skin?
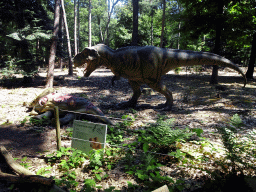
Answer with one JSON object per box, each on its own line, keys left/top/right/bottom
{"left": 74, "top": 44, "right": 247, "bottom": 110}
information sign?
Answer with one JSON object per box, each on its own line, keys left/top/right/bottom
{"left": 71, "top": 120, "right": 107, "bottom": 154}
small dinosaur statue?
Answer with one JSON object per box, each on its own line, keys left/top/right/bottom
{"left": 24, "top": 88, "right": 114, "bottom": 125}
{"left": 74, "top": 44, "right": 246, "bottom": 110}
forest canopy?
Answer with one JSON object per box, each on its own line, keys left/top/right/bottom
{"left": 0, "top": 0, "right": 255, "bottom": 78}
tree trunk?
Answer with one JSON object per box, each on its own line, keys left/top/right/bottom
{"left": 132, "top": 0, "right": 139, "bottom": 46}
{"left": 98, "top": 17, "right": 104, "bottom": 42}
{"left": 60, "top": 0, "right": 73, "bottom": 75}
{"left": 59, "top": 7, "right": 63, "bottom": 69}
{"left": 103, "top": 0, "right": 120, "bottom": 45}
{"left": 177, "top": 2, "right": 181, "bottom": 49}
{"left": 46, "top": 0, "right": 61, "bottom": 88}
{"left": 74, "top": 0, "right": 78, "bottom": 55}
{"left": 160, "top": 0, "right": 166, "bottom": 48}
{"left": 88, "top": 0, "right": 92, "bottom": 47}
{"left": 14, "top": 0, "right": 34, "bottom": 75}
{"left": 210, "top": 0, "right": 224, "bottom": 85}
{"left": 150, "top": 1, "right": 154, "bottom": 46}
{"left": 77, "top": 0, "right": 80, "bottom": 52}
{"left": 246, "top": 33, "right": 256, "bottom": 79}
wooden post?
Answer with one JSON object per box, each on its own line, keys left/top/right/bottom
{"left": 54, "top": 106, "right": 61, "bottom": 150}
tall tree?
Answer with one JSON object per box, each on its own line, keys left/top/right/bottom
{"left": 210, "top": 0, "right": 224, "bottom": 84}
{"left": 74, "top": 0, "right": 78, "bottom": 55}
{"left": 77, "top": 0, "right": 80, "bottom": 52}
{"left": 246, "top": 33, "right": 256, "bottom": 79}
{"left": 46, "top": 0, "right": 61, "bottom": 88}
{"left": 58, "top": 7, "right": 64, "bottom": 69}
{"left": 160, "top": 0, "right": 166, "bottom": 48}
{"left": 132, "top": 0, "right": 139, "bottom": 45}
{"left": 60, "top": 0, "right": 73, "bottom": 75}
{"left": 88, "top": 0, "right": 92, "bottom": 47}
{"left": 179, "top": 0, "right": 242, "bottom": 84}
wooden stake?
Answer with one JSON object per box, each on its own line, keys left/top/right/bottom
{"left": 54, "top": 106, "right": 61, "bottom": 150}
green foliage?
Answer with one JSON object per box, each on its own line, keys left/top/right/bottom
{"left": 20, "top": 156, "right": 31, "bottom": 169}
{"left": 88, "top": 149, "right": 104, "bottom": 168}
{"left": 29, "top": 116, "right": 51, "bottom": 126}
{"left": 86, "top": 148, "right": 121, "bottom": 182}
{"left": 124, "top": 152, "right": 174, "bottom": 189}
{"left": 174, "top": 67, "right": 182, "bottom": 74}
{"left": 55, "top": 171, "right": 79, "bottom": 192}
{"left": 106, "top": 114, "right": 135, "bottom": 145}
{"left": 230, "top": 113, "right": 243, "bottom": 127}
{"left": 212, "top": 114, "right": 256, "bottom": 178}
{"left": 36, "top": 166, "right": 52, "bottom": 176}
{"left": 46, "top": 147, "right": 87, "bottom": 171}
{"left": 138, "top": 117, "right": 195, "bottom": 153}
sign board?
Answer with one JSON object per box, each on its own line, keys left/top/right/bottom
{"left": 152, "top": 185, "right": 169, "bottom": 192}
{"left": 71, "top": 120, "right": 107, "bottom": 154}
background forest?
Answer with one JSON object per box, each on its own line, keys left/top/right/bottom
{"left": 0, "top": 0, "right": 255, "bottom": 81}
{"left": 1, "top": 1, "right": 256, "bottom": 191}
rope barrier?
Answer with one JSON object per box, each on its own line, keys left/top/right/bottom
{"left": 61, "top": 135, "right": 172, "bottom": 157}
{"left": 56, "top": 107, "right": 172, "bottom": 157}
{"left": 59, "top": 109, "right": 134, "bottom": 122}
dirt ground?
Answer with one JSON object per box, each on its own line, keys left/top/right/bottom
{"left": 0, "top": 66, "right": 255, "bottom": 191}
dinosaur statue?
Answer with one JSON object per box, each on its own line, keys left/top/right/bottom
{"left": 24, "top": 88, "right": 114, "bottom": 125}
{"left": 74, "top": 44, "right": 246, "bottom": 110}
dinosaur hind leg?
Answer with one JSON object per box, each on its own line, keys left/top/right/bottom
{"left": 147, "top": 81, "right": 173, "bottom": 110}
{"left": 117, "top": 80, "right": 141, "bottom": 109}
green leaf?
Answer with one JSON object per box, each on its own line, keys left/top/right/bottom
{"left": 143, "top": 142, "right": 149, "bottom": 152}
{"left": 126, "top": 170, "right": 134, "bottom": 175}
{"left": 192, "top": 128, "right": 203, "bottom": 137}
{"left": 84, "top": 179, "right": 96, "bottom": 188}
{"left": 95, "top": 174, "right": 102, "bottom": 181}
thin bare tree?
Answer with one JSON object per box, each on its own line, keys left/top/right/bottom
{"left": 88, "top": 0, "right": 92, "bottom": 47}
{"left": 60, "top": 0, "right": 73, "bottom": 75}
{"left": 45, "top": 0, "right": 61, "bottom": 88}
{"left": 160, "top": 0, "right": 166, "bottom": 48}
{"left": 132, "top": 0, "right": 139, "bottom": 46}
{"left": 74, "top": 0, "right": 78, "bottom": 55}
{"left": 77, "top": 0, "right": 80, "bottom": 52}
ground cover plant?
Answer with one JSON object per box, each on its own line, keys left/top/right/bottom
{"left": 0, "top": 68, "right": 255, "bottom": 191}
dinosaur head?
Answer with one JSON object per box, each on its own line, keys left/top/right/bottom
{"left": 74, "top": 47, "right": 101, "bottom": 77}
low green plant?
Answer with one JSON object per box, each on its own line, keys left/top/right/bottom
{"left": 174, "top": 67, "right": 182, "bottom": 74}
{"left": 29, "top": 116, "right": 51, "bottom": 126}
{"left": 86, "top": 148, "right": 121, "bottom": 182}
{"left": 107, "top": 126, "right": 125, "bottom": 145}
{"left": 230, "top": 113, "right": 243, "bottom": 128}
{"left": 88, "top": 149, "right": 105, "bottom": 169}
{"left": 64, "top": 128, "right": 73, "bottom": 137}
{"left": 124, "top": 152, "right": 174, "bottom": 188}
{"left": 36, "top": 166, "right": 52, "bottom": 176}
{"left": 213, "top": 114, "right": 256, "bottom": 177}
{"left": 19, "top": 156, "right": 30, "bottom": 169}
{"left": 138, "top": 117, "right": 195, "bottom": 154}
{"left": 121, "top": 114, "right": 135, "bottom": 127}
{"left": 46, "top": 147, "right": 87, "bottom": 171}
{"left": 55, "top": 171, "right": 78, "bottom": 192}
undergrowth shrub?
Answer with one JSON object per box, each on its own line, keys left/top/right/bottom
{"left": 216, "top": 115, "right": 256, "bottom": 175}
{"left": 138, "top": 117, "right": 195, "bottom": 154}
{"left": 200, "top": 114, "right": 256, "bottom": 191}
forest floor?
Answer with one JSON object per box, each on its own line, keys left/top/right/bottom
{"left": 0, "top": 66, "right": 256, "bottom": 191}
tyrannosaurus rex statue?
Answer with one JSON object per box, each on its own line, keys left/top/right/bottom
{"left": 74, "top": 44, "right": 246, "bottom": 110}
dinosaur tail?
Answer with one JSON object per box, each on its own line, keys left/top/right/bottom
{"left": 171, "top": 51, "right": 247, "bottom": 87}
{"left": 216, "top": 61, "right": 247, "bottom": 87}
